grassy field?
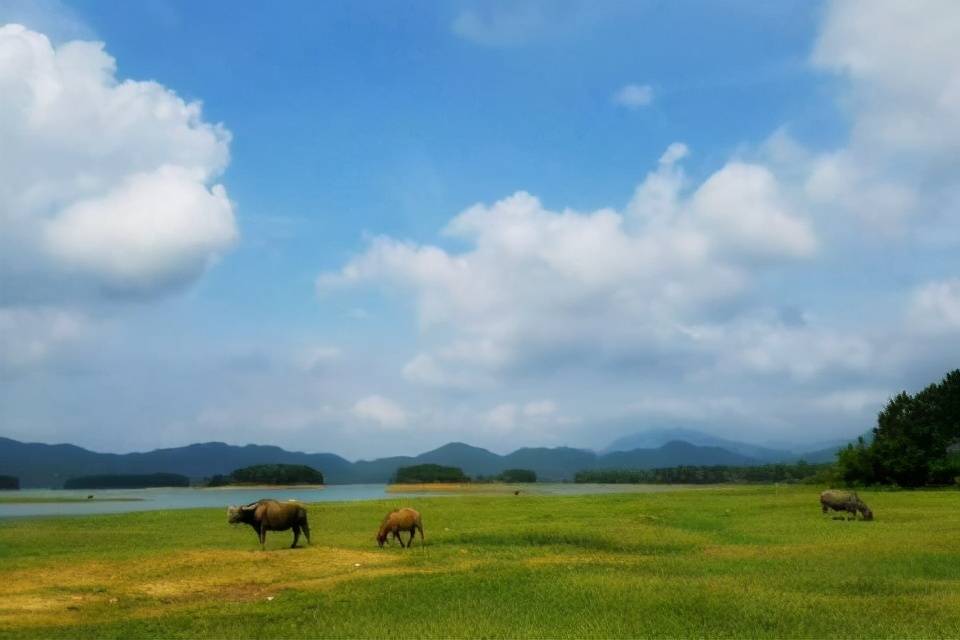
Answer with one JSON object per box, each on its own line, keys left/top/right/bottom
{"left": 1, "top": 486, "right": 958, "bottom": 638}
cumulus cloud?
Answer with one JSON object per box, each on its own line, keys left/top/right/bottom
{"left": 352, "top": 395, "right": 408, "bottom": 429}
{"left": 691, "top": 314, "right": 875, "bottom": 381}
{"left": 321, "top": 145, "right": 816, "bottom": 385}
{"left": 805, "top": 0, "right": 960, "bottom": 232}
{"left": 0, "top": 23, "right": 237, "bottom": 299}
{"left": 813, "top": 0, "right": 960, "bottom": 158}
{"left": 0, "top": 23, "right": 237, "bottom": 371}
{"left": 612, "top": 83, "right": 653, "bottom": 109}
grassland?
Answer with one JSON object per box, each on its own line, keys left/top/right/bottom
{"left": 1, "top": 486, "right": 958, "bottom": 638}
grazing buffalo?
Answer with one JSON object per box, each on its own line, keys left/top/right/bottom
{"left": 227, "top": 499, "right": 311, "bottom": 548}
{"left": 377, "top": 507, "right": 424, "bottom": 548}
{"left": 820, "top": 490, "right": 873, "bottom": 521}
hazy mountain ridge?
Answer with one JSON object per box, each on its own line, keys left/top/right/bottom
{"left": 0, "top": 434, "right": 842, "bottom": 487}
{"left": 603, "top": 428, "right": 851, "bottom": 463}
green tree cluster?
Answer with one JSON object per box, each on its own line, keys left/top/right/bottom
{"left": 393, "top": 463, "right": 469, "bottom": 483}
{"left": 209, "top": 464, "right": 324, "bottom": 486}
{"left": 574, "top": 461, "right": 832, "bottom": 484}
{"left": 0, "top": 475, "right": 19, "bottom": 490}
{"left": 838, "top": 369, "right": 960, "bottom": 487}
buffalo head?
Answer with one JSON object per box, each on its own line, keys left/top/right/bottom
{"left": 227, "top": 503, "right": 257, "bottom": 524}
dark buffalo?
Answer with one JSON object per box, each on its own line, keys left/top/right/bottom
{"left": 820, "top": 490, "right": 873, "bottom": 521}
{"left": 227, "top": 499, "right": 311, "bottom": 548}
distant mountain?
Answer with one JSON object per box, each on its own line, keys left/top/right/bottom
{"left": 602, "top": 440, "right": 758, "bottom": 468}
{"left": 604, "top": 429, "right": 794, "bottom": 462}
{"left": 503, "top": 447, "right": 597, "bottom": 481}
{"left": 0, "top": 437, "right": 353, "bottom": 488}
{"left": 791, "top": 431, "right": 873, "bottom": 463}
{"left": 1, "top": 436, "right": 768, "bottom": 487}
{"left": 795, "top": 445, "right": 843, "bottom": 464}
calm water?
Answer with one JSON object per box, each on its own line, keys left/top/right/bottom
{"left": 0, "top": 483, "right": 692, "bottom": 518}
{"left": 0, "top": 485, "right": 397, "bottom": 518}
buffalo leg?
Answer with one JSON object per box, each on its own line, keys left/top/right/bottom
{"left": 302, "top": 520, "right": 311, "bottom": 545}
{"left": 292, "top": 525, "right": 301, "bottom": 548}
{"left": 408, "top": 530, "right": 416, "bottom": 547}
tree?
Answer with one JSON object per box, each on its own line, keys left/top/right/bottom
{"left": 838, "top": 370, "right": 960, "bottom": 486}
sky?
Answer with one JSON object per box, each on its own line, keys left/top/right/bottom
{"left": 1, "top": 0, "right": 959, "bottom": 459}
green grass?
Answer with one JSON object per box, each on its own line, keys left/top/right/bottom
{"left": 1, "top": 486, "right": 958, "bottom": 638}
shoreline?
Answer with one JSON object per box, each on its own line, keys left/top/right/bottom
{"left": 387, "top": 482, "right": 525, "bottom": 493}
{"left": 199, "top": 484, "right": 327, "bottom": 490}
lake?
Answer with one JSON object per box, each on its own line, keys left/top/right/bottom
{"left": 0, "top": 483, "right": 697, "bottom": 518}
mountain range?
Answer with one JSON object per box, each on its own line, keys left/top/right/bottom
{"left": 603, "top": 428, "right": 846, "bottom": 463}
{"left": 0, "top": 431, "right": 847, "bottom": 488}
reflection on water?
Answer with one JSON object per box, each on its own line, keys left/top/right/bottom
{"left": 0, "top": 483, "right": 694, "bottom": 518}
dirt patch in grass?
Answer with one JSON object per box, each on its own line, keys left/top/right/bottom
{"left": 0, "top": 547, "right": 409, "bottom": 629}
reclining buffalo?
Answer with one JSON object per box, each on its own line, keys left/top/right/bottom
{"left": 228, "top": 499, "right": 311, "bottom": 548}
{"left": 819, "top": 490, "right": 873, "bottom": 521}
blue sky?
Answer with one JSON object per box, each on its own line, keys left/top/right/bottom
{"left": 1, "top": 0, "right": 959, "bottom": 457}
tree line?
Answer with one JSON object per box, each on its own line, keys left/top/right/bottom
{"left": 574, "top": 462, "right": 832, "bottom": 485}
{"left": 207, "top": 464, "right": 325, "bottom": 486}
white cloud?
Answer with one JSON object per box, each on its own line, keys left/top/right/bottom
{"left": 691, "top": 162, "right": 816, "bottom": 262}
{"left": 451, "top": 5, "right": 548, "bottom": 47}
{"left": 805, "top": 0, "right": 960, "bottom": 232}
{"left": 402, "top": 352, "right": 493, "bottom": 390}
{"left": 813, "top": 0, "right": 960, "bottom": 158}
{"left": 43, "top": 166, "right": 236, "bottom": 291}
{"left": 484, "top": 400, "right": 563, "bottom": 433}
{"left": 0, "top": 23, "right": 236, "bottom": 298}
{"left": 352, "top": 395, "right": 408, "bottom": 429}
{"left": 450, "top": 2, "right": 627, "bottom": 48}
{"left": 321, "top": 145, "right": 816, "bottom": 384}
{"left": 298, "top": 345, "right": 342, "bottom": 374}
{"left": 814, "top": 389, "right": 890, "bottom": 415}
{"left": 612, "top": 83, "right": 653, "bottom": 109}
{"left": 523, "top": 400, "right": 556, "bottom": 418}
{"left": 908, "top": 279, "right": 960, "bottom": 333}
{"left": 0, "top": 306, "right": 87, "bottom": 373}
{"left": 694, "top": 315, "right": 875, "bottom": 381}
{"left": 486, "top": 403, "right": 518, "bottom": 430}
